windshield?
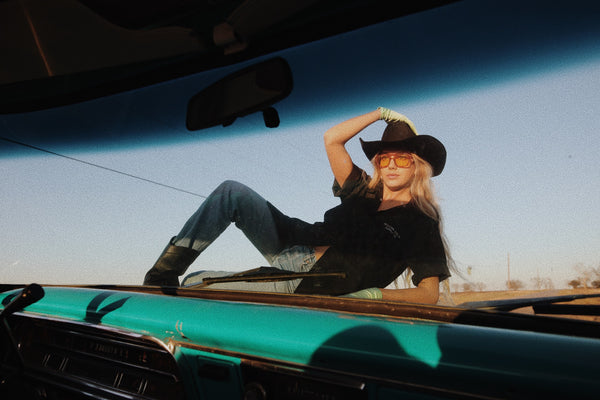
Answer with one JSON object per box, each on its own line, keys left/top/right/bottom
{"left": 1, "top": 1, "right": 599, "bottom": 312}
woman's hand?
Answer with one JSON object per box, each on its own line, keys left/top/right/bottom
{"left": 380, "top": 276, "right": 440, "bottom": 304}
{"left": 339, "top": 277, "right": 440, "bottom": 304}
{"left": 377, "top": 107, "right": 416, "bottom": 131}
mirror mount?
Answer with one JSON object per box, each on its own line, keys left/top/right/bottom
{"left": 262, "top": 107, "right": 280, "bottom": 128}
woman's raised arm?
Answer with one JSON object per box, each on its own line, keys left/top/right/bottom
{"left": 323, "top": 109, "right": 381, "bottom": 186}
{"left": 323, "top": 107, "right": 410, "bottom": 185}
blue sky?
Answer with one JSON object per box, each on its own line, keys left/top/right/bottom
{"left": 1, "top": 1, "right": 599, "bottom": 291}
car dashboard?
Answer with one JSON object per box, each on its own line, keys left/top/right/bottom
{"left": 2, "top": 286, "right": 600, "bottom": 399}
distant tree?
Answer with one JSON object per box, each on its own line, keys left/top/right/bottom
{"left": 474, "top": 282, "right": 486, "bottom": 291}
{"left": 531, "top": 276, "right": 543, "bottom": 290}
{"left": 591, "top": 266, "right": 600, "bottom": 287}
{"left": 531, "top": 276, "right": 555, "bottom": 290}
{"left": 573, "top": 263, "right": 596, "bottom": 289}
{"left": 568, "top": 279, "right": 581, "bottom": 289}
{"left": 506, "top": 280, "right": 524, "bottom": 290}
{"left": 541, "top": 277, "right": 555, "bottom": 290}
{"left": 462, "top": 282, "right": 474, "bottom": 292}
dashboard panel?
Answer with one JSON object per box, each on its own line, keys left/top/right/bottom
{"left": 1, "top": 314, "right": 184, "bottom": 399}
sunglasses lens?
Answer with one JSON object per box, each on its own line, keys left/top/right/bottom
{"left": 378, "top": 154, "right": 413, "bottom": 168}
{"left": 395, "top": 156, "right": 411, "bottom": 168}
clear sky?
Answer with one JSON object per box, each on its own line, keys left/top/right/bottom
{"left": 1, "top": 1, "right": 599, "bottom": 291}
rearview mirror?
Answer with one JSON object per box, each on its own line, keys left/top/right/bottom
{"left": 186, "top": 57, "right": 293, "bottom": 130}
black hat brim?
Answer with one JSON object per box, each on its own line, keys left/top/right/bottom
{"left": 360, "top": 135, "right": 446, "bottom": 176}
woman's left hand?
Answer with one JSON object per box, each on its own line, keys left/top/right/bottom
{"left": 378, "top": 107, "right": 410, "bottom": 125}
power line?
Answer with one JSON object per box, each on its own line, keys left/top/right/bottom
{"left": 1, "top": 136, "right": 207, "bottom": 199}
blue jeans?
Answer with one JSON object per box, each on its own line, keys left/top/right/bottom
{"left": 175, "top": 181, "right": 316, "bottom": 292}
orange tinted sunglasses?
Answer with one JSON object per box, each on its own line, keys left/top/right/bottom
{"left": 378, "top": 153, "right": 414, "bottom": 169}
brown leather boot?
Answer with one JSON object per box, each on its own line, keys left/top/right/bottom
{"left": 143, "top": 238, "right": 199, "bottom": 286}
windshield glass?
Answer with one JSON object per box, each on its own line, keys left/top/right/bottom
{"left": 1, "top": 1, "right": 599, "bottom": 311}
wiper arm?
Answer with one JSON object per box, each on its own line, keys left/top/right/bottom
{"left": 185, "top": 266, "right": 345, "bottom": 288}
{"left": 531, "top": 303, "right": 600, "bottom": 316}
{"left": 459, "top": 293, "right": 600, "bottom": 313}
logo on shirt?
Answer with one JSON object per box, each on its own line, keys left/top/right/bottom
{"left": 383, "top": 223, "right": 401, "bottom": 240}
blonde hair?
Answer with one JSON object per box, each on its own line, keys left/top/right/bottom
{"left": 369, "top": 152, "right": 457, "bottom": 299}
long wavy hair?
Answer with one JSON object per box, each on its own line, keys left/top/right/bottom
{"left": 368, "top": 152, "right": 457, "bottom": 301}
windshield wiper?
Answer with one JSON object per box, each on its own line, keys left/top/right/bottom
{"left": 459, "top": 293, "right": 600, "bottom": 316}
{"left": 184, "top": 266, "right": 345, "bottom": 288}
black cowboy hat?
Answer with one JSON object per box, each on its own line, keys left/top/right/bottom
{"left": 360, "top": 120, "right": 446, "bottom": 176}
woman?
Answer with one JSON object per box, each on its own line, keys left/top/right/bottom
{"left": 143, "top": 107, "right": 450, "bottom": 304}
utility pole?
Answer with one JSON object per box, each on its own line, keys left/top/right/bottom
{"left": 507, "top": 252, "right": 511, "bottom": 288}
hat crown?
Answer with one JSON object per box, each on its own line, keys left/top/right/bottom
{"left": 381, "top": 121, "right": 417, "bottom": 143}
